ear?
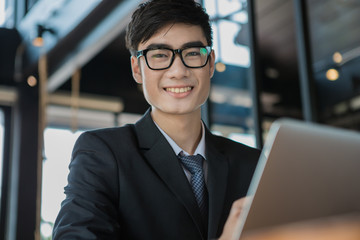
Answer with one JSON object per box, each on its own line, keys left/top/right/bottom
{"left": 131, "top": 56, "right": 143, "bottom": 84}
{"left": 209, "top": 50, "right": 216, "bottom": 78}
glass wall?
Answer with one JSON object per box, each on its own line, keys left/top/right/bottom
{"left": 306, "top": 0, "right": 360, "bottom": 129}
{"left": 204, "top": 0, "right": 255, "bottom": 147}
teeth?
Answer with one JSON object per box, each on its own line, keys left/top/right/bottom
{"left": 166, "top": 87, "right": 192, "bottom": 93}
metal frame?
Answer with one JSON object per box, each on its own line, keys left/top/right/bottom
{"left": 248, "top": 0, "right": 264, "bottom": 148}
{"left": 5, "top": 82, "right": 40, "bottom": 240}
{"left": 0, "top": 106, "right": 12, "bottom": 240}
{"left": 293, "top": 0, "right": 318, "bottom": 122}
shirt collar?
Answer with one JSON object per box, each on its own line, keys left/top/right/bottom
{"left": 154, "top": 121, "right": 206, "bottom": 160}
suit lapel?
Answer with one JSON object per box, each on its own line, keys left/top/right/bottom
{"left": 205, "top": 128, "right": 229, "bottom": 237}
{"left": 134, "top": 110, "right": 206, "bottom": 237}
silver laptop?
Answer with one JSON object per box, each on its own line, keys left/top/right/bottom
{"left": 236, "top": 118, "right": 360, "bottom": 238}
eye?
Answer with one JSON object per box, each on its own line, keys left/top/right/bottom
{"left": 151, "top": 53, "right": 168, "bottom": 59}
{"left": 186, "top": 51, "right": 201, "bottom": 57}
{"left": 184, "top": 47, "right": 207, "bottom": 58}
{"left": 148, "top": 49, "right": 171, "bottom": 59}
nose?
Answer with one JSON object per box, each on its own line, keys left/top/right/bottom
{"left": 166, "top": 53, "right": 190, "bottom": 79}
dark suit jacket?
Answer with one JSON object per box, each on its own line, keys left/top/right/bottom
{"left": 53, "top": 110, "right": 260, "bottom": 240}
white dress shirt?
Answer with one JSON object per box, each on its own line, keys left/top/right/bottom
{"left": 154, "top": 121, "right": 208, "bottom": 183}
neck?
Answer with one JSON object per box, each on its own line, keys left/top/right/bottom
{"left": 151, "top": 109, "right": 202, "bottom": 155}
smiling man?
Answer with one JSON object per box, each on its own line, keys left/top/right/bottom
{"left": 53, "top": 1, "right": 260, "bottom": 239}
{"left": 131, "top": 23, "right": 213, "bottom": 155}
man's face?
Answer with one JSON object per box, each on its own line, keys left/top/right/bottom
{"left": 131, "top": 23, "right": 215, "bottom": 117}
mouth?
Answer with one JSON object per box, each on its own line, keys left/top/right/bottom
{"left": 164, "top": 86, "right": 193, "bottom": 93}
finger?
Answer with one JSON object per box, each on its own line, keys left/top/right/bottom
{"left": 229, "top": 196, "right": 252, "bottom": 217}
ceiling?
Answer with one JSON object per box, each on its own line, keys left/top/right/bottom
{"left": 256, "top": 0, "right": 360, "bottom": 67}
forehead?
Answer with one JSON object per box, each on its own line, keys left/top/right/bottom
{"left": 139, "top": 23, "right": 207, "bottom": 49}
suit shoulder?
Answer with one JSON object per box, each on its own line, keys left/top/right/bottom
{"left": 79, "top": 124, "right": 138, "bottom": 146}
{"left": 86, "top": 124, "right": 135, "bottom": 135}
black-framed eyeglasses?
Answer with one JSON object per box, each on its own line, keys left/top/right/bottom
{"left": 136, "top": 46, "right": 212, "bottom": 70}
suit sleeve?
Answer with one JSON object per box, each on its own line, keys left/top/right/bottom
{"left": 52, "top": 131, "right": 121, "bottom": 239}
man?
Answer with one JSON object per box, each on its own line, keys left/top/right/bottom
{"left": 53, "top": 0, "right": 260, "bottom": 239}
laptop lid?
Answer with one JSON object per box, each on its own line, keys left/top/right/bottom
{"left": 236, "top": 118, "right": 360, "bottom": 238}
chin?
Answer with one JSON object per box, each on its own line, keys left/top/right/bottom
{"left": 169, "top": 106, "right": 202, "bottom": 115}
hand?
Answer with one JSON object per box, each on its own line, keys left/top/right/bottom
{"left": 218, "top": 197, "right": 252, "bottom": 240}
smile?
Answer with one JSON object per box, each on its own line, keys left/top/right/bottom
{"left": 165, "top": 87, "right": 193, "bottom": 93}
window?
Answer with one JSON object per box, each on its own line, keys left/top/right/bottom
{"left": 40, "top": 109, "right": 141, "bottom": 238}
{"left": 0, "top": 0, "right": 5, "bottom": 26}
{"left": 40, "top": 128, "right": 82, "bottom": 239}
{"left": 203, "top": 0, "right": 256, "bottom": 147}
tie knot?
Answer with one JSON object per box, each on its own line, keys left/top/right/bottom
{"left": 178, "top": 154, "right": 204, "bottom": 174}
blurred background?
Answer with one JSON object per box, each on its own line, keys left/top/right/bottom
{"left": 0, "top": 0, "right": 359, "bottom": 239}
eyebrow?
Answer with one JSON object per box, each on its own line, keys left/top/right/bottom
{"left": 145, "top": 41, "right": 207, "bottom": 50}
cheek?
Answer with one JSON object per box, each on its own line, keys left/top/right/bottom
{"left": 198, "top": 76, "right": 211, "bottom": 99}
{"left": 204, "top": 80, "right": 211, "bottom": 97}
{"left": 202, "top": 71, "right": 212, "bottom": 88}
{"left": 141, "top": 70, "right": 163, "bottom": 95}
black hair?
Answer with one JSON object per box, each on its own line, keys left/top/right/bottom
{"left": 125, "top": 0, "right": 212, "bottom": 56}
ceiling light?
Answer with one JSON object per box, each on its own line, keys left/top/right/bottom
{"left": 332, "top": 51, "right": 343, "bottom": 64}
{"left": 326, "top": 68, "right": 339, "bottom": 81}
{"left": 32, "top": 37, "right": 44, "bottom": 47}
{"left": 27, "top": 76, "right": 38, "bottom": 87}
{"left": 32, "top": 24, "right": 56, "bottom": 47}
{"left": 216, "top": 62, "right": 226, "bottom": 72}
